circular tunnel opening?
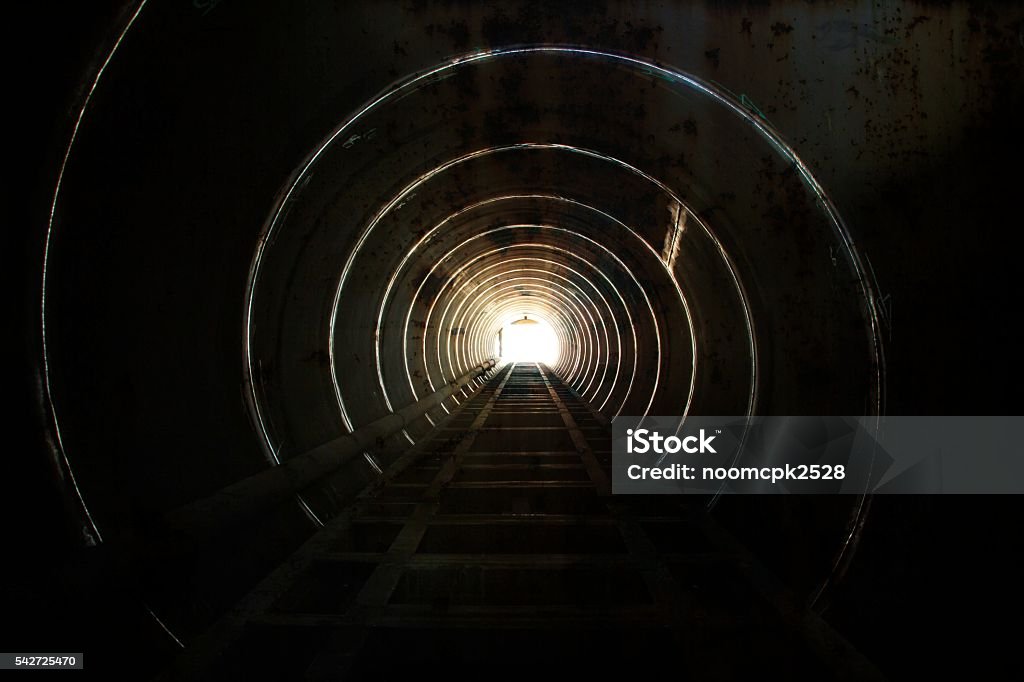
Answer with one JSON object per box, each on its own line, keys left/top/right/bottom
{"left": 38, "top": 33, "right": 885, "bottom": 669}
{"left": 499, "top": 315, "right": 560, "bottom": 365}
{"left": 239, "top": 47, "right": 880, "bottom": 482}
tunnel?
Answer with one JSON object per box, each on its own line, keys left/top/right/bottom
{"left": 10, "top": 1, "right": 1024, "bottom": 679}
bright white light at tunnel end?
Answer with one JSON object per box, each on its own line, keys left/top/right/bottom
{"left": 497, "top": 315, "right": 560, "bottom": 365}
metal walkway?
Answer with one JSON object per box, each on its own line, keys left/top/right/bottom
{"left": 163, "top": 363, "right": 879, "bottom": 680}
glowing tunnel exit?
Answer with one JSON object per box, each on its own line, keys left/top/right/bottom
{"left": 496, "top": 315, "right": 561, "bottom": 365}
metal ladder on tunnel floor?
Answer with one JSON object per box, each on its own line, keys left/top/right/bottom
{"left": 163, "top": 362, "right": 882, "bottom": 680}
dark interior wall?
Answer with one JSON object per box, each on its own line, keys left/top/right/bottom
{"left": 7, "top": 1, "right": 1023, "bottom": 676}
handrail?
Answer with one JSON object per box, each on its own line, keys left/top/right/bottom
{"left": 162, "top": 359, "right": 497, "bottom": 540}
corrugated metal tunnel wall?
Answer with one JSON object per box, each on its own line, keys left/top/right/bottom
{"left": 14, "top": 0, "right": 1024, "bottom": 677}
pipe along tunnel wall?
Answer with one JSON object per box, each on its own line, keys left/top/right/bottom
{"left": 39, "top": 31, "right": 888, "bottom": 663}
